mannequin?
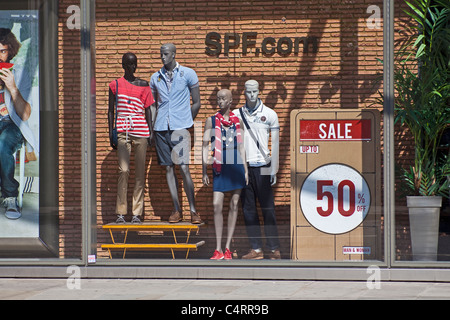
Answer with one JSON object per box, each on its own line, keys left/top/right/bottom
{"left": 108, "top": 52, "right": 154, "bottom": 223}
{"left": 236, "top": 79, "right": 281, "bottom": 259}
{"left": 150, "top": 43, "right": 202, "bottom": 224}
{"left": 202, "top": 89, "right": 248, "bottom": 259}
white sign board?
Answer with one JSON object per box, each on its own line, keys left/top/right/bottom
{"left": 300, "top": 164, "right": 371, "bottom": 234}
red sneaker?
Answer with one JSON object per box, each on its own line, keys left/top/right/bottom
{"left": 210, "top": 250, "right": 224, "bottom": 260}
{"left": 224, "top": 248, "right": 232, "bottom": 260}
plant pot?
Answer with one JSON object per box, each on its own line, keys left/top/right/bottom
{"left": 407, "top": 196, "right": 442, "bottom": 261}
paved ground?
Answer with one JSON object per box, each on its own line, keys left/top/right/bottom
{"left": 1, "top": 278, "right": 450, "bottom": 300}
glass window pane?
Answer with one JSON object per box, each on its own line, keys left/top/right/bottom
{"left": 394, "top": 0, "right": 450, "bottom": 263}
{"left": 95, "top": 0, "right": 385, "bottom": 263}
{"left": 0, "top": 0, "right": 72, "bottom": 259}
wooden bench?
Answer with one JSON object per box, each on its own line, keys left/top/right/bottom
{"left": 101, "top": 221, "right": 205, "bottom": 259}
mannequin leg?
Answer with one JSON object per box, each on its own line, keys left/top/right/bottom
{"left": 179, "top": 164, "right": 196, "bottom": 212}
{"left": 165, "top": 165, "right": 181, "bottom": 213}
{"left": 213, "top": 191, "right": 225, "bottom": 252}
{"left": 132, "top": 137, "right": 148, "bottom": 217}
{"left": 116, "top": 133, "right": 131, "bottom": 216}
{"left": 225, "top": 189, "right": 241, "bottom": 250}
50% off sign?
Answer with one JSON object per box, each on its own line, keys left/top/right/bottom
{"left": 300, "top": 164, "right": 371, "bottom": 234}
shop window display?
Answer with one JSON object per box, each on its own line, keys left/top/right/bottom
{"left": 94, "top": 0, "right": 387, "bottom": 263}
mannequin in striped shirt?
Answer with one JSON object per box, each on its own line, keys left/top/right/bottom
{"left": 108, "top": 52, "right": 154, "bottom": 223}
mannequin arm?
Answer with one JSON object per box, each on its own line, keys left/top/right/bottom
{"left": 202, "top": 117, "right": 212, "bottom": 186}
{"left": 270, "top": 128, "right": 279, "bottom": 185}
{"left": 190, "top": 85, "right": 201, "bottom": 120}
{"left": 108, "top": 88, "right": 116, "bottom": 149}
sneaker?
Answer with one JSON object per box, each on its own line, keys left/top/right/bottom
{"left": 169, "top": 211, "right": 182, "bottom": 223}
{"left": 224, "top": 248, "right": 232, "bottom": 260}
{"left": 210, "top": 250, "right": 224, "bottom": 260}
{"left": 115, "top": 215, "right": 126, "bottom": 223}
{"left": 266, "top": 249, "right": 281, "bottom": 260}
{"left": 241, "top": 249, "right": 264, "bottom": 260}
{"left": 3, "top": 197, "right": 21, "bottom": 220}
{"left": 131, "top": 215, "right": 142, "bottom": 224}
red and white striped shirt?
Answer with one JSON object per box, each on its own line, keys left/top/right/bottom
{"left": 109, "top": 77, "right": 154, "bottom": 138}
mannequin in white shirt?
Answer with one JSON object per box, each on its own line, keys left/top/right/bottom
{"left": 237, "top": 79, "right": 281, "bottom": 260}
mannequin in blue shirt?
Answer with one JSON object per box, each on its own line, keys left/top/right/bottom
{"left": 150, "top": 43, "right": 202, "bottom": 224}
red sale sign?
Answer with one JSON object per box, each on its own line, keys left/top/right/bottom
{"left": 299, "top": 120, "right": 371, "bottom": 141}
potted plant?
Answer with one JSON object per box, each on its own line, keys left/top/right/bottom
{"left": 393, "top": 0, "right": 450, "bottom": 260}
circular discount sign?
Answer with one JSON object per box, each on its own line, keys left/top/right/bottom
{"left": 300, "top": 164, "right": 371, "bottom": 234}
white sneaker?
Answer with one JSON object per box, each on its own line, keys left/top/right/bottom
{"left": 115, "top": 215, "right": 126, "bottom": 223}
{"left": 3, "top": 197, "right": 21, "bottom": 220}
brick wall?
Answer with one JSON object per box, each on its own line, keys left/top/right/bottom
{"left": 58, "top": 0, "right": 83, "bottom": 258}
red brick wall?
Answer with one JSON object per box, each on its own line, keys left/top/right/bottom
{"left": 58, "top": 0, "right": 83, "bottom": 258}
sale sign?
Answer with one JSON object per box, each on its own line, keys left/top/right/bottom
{"left": 300, "top": 164, "right": 371, "bottom": 234}
{"left": 299, "top": 119, "right": 371, "bottom": 141}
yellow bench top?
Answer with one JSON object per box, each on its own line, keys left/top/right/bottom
{"left": 101, "top": 241, "right": 205, "bottom": 250}
{"left": 102, "top": 221, "right": 204, "bottom": 232}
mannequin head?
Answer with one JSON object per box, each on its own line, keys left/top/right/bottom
{"left": 217, "top": 89, "right": 233, "bottom": 114}
{"left": 160, "top": 43, "right": 176, "bottom": 69}
{"left": 244, "top": 79, "right": 260, "bottom": 108}
{"left": 122, "top": 52, "right": 137, "bottom": 75}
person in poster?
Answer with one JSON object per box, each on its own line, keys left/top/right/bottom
{"left": 202, "top": 89, "right": 248, "bottom": 260}
{"left": 0, "top": 27, "right": 37, "bottom": 220}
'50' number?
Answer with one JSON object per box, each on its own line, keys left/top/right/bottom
{"left": 316, "top": 180, "right": 355, "bottom": 217}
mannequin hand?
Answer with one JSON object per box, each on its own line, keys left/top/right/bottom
{"left": 149, "top": 130, "right": 154, "bottom": 145}
{"left": 202, "top": 173, "right": 210, "bottom": 186}
{"left": 270, "top": 174, "right": 277, "bottom": 186}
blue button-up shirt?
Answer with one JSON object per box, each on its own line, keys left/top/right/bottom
{"left": 150, "top": 63, "right": 199, "bottom": 131}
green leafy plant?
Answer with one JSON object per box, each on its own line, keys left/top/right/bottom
{"left": 393, "top": 0, "right": 450, "bottom": 197}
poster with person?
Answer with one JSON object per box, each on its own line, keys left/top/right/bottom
{"left": 0, "top": 10, "right": 39, "bottom": 238}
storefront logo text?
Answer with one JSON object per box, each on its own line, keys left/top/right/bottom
{"left": 205, "top": 32, "right": 318, "bottom": 56}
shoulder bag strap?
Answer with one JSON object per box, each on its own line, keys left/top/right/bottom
{"left": 115, "top": 80, "right": 118, "bottom": 129}
{"left": 210, "top": 115, "right": 216, "bottom": 146}
{"left": 239, "top": 108, "right": 267, "bottom": 159}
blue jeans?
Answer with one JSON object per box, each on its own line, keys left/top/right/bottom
{"left": 241, "top": 164, "right": 280, "bottom": 251}
{"left": 0, "top": 120, "right": 24, "bottom": 198}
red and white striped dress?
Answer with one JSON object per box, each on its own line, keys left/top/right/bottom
{"left": 109, "top": 77, "right": 154, "bottom": 138}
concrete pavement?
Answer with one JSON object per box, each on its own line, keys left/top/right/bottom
{"left": 1, "top": 278, "right": 450, "bottom": 300}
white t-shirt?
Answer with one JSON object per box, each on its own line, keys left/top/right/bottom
{"left": 236, "top": 100, "right": 279, "bottom": 166}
